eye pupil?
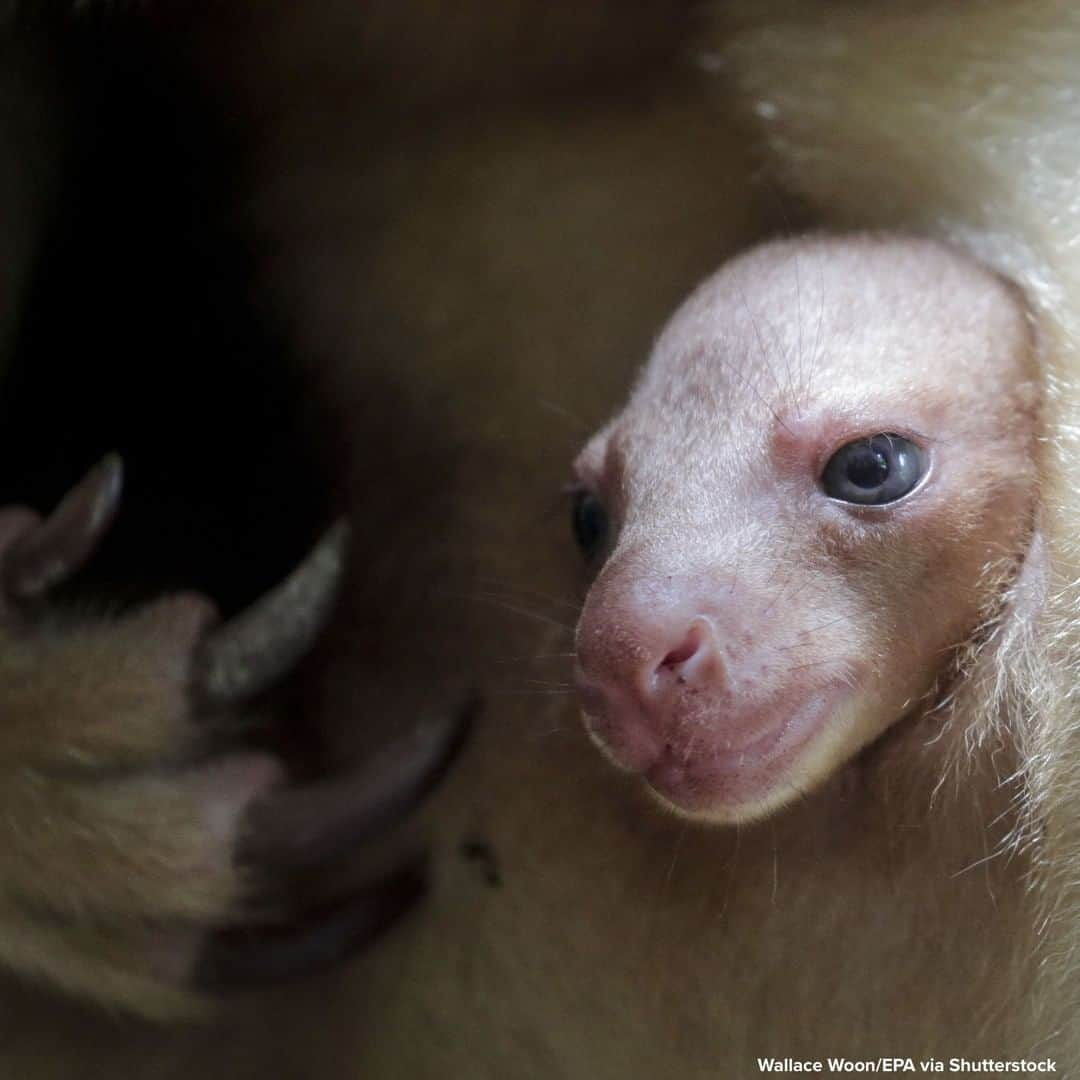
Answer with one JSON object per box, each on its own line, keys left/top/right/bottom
{"left": 822, "top": 433, "right": 925, "bottom": 506}
{"left": 846, "top": 445, "right": 890, "bottom": 489}
{"left": 572, "top": 491, "right": 608, "bottom": 561}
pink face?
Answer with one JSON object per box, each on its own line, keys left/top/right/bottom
{"left": 571, "top": 235, "right": 1041, "bottom": 823}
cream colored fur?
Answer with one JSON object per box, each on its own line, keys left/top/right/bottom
{"left": 721, "top": 0, "right": 1080, "bottom": 1057}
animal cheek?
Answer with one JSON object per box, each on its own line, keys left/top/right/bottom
{"left": 574, "top": 558, "right": 916, "bottom": 819}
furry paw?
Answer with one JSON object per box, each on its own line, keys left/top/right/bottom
{"left": 0, "top": 455, "right": 467, "bottom": 1019}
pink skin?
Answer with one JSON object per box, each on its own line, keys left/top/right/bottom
{"left": 572, "top": 234, "right": 1041, "bottom": 823}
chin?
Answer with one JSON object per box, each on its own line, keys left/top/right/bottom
{"left": 595, "top": 691, "right": 893, "bottom": 826}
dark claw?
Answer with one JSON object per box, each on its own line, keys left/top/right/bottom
{"left": 237, "top": 698, "right": 476, "bottom": 873}
{"left": 196, "top": 863, "right": 426, "bottom": 988}
{"left": 4, "top": 453, "right": 123, "bottom": 599}
{"left": 193, "top": 520, "right": 351, "bottom": 706}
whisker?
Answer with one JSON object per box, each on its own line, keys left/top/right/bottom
{"left": 458, "top": 594, "right": 576, "bottom": 634}
{"left": 488, "top": 688, "right": 578, "bottom": 698}
{"left": 473, "top": 578, "right": 584, "bottom": 614}
{"left": 537, "top": 398, "right": 593, "bottom": 433}
{"left": 492, "top": 652, "right": 578, "bottom": 663}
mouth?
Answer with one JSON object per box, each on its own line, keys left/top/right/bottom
{"left": 580, "top": 687, "right": 848, "bottom": 823}
{"left": 647, "top": 695, "right": 837, "bottom": 818}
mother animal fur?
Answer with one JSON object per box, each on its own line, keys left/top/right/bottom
{"left": 306, "top": 2, "right": 1080, "bottom": 1072}
{"left": 343, "top": 3, "right": 1080, "bottom": 1070}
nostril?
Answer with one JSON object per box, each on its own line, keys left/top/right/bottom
{"left": 648, "top": 618, "right": 726, "bottom": 699}
{"left": 658, "top": 624, "right": 704, "bottom": 673}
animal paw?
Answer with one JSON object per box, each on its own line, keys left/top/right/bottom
{"left": 0, "top": 455, "right": 467, "bottom": 1019}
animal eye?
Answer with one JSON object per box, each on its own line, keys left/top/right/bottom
{"left": 821, "top": 434, "right": 926, "bottom": 506}
{"left": 571, "top": 490, "right": 609, "bottom": 561}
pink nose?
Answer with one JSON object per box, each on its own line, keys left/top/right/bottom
{"left": 576, "top": 605, "right": 728, "bottom": 719}
{"left": 574, "top": 568, "right": 740, "bottom": 771}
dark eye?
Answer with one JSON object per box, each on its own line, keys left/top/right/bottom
{"left": 571, "top": 490, "right": 609, "bottom": 561}
{"left": 821, "top": 433, "right": 926, "bottom": 506}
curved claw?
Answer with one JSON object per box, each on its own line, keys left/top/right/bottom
{"left": 195, "top": 863, "right": 426, "bottom": 989}
{"left": 238, "top": 699, "right": 476, "bottom": 873}
{"left": 4, "top": 453, "right": 124, "bottom": 599}
{"left": 192, "top": 519, "right": 351, "bottom": 706}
